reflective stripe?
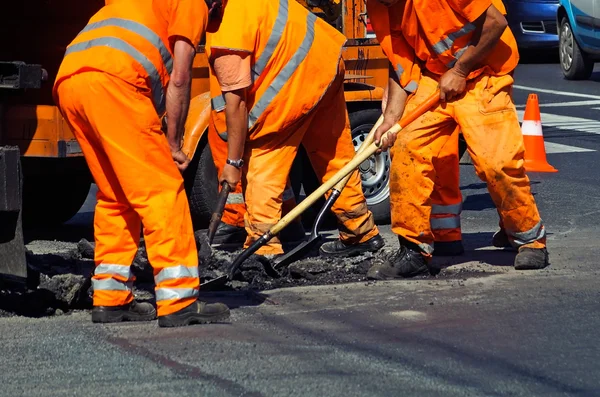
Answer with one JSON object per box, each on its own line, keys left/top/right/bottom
{"left": 431, "top": 23, "right": 476, "bottom": 55}
{"left": 95, "top": 263, "right": 132, "bottom": 279}
{"left": 404, "top": 80, "right": 418, "bottom": 93}
{"left": 226, "top": 193, "right": 245, "bottom": 204}
{"left": 154, "top": 265, "right": 199, "bottom": 284}
{"left": 65, "top": 38, "right": 167, "bottom": 115}
{"left": 218, "top": 131, "right": 228, "bottom": 141}
{"left": 446, "top": 46, "right": 469, "bottom": 68}
{"left": 419, "top": 242, "right": 434, "bottom": 255}
{"left": 395, "top": 63, "right": 404, "bottom": 81}
{"left": 77, "top": 18, "right": 173, "bottom": 75}
{"left": 282, "top": 186, "right": 295, "bottom": 201}
{"left": 92, "top": 278, "right": 133, "bottom": 291}
{"left": 155, "top": 287, "right": 199, "bottom": 302}
{"left": 430, "top": 216, "right": 460, "bottom": 230}
{"left": 247, "top": 12, "right": 317, "bottom": 129}
{"left": 431, "top": 203, "right": 462, "bottom": 215}
{"left": 252, "top": 0, "right": 289, "bottom": 80}
{"left": 509, "top": 220, "right": 546, "bottom": 245}
{"left": 211, "top": 95, "right": 226, "bottom": 112}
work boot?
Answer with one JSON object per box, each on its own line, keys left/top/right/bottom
{"left": 367, "top": 243, "right": 438, "bottom": 280}
{"left": 319, "top": 234, "right": 385, "bottom": 258}
{"left": 514, "top": 247, "right": 550, "bottom": 270}
{"left": 158, "top": 299, "right": 231, "bottom": 328}
{"left": 433, "top": 241, "right": 465, "bottom": 256}
{"left": 212, "top": 222, "right": 247, "bottom": 247}
{"left": 91, "top": 300, "right": 157, "bottom": 323}
{"left": 492, "top": 228, "right": 513, "bottom": 249}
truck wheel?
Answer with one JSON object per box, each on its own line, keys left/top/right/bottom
{"left": 559, "top": 17, "right": 594, "bottom": 80}
{"left": 21, "top": 157, "right": 92, "bottom": 228}
{"left": 183, "top": 137, "right": 218, "bottom": 230}
{"left": 349, "top": 109, "right": 390, "bottom": 224}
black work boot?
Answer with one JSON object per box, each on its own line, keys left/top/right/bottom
{"left": 514, "top": 247, "right": 550, "bottom": 270}
{"left": 158, "top": 299, "right": 231, "bottom": 328}
{"left": 280, "top": 221, "right": 307, "bottom": 244}
{"left": 319, "top": 234, "right": 385, "bottom": 258}
{"left": 367, "top": 244, "right": 437, "bottom": 279}
{"left": 433, "top": 241, "right": 465, "bottom": 256}
{"left": 92, "top": 300, "right": 157, "bottom": 323}
{"left": 212, "top": 222, "right": 247, "bottom": 247}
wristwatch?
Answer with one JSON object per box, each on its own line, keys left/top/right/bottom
{"left": 226, "top": 158, "right": 244, "bottom": 169}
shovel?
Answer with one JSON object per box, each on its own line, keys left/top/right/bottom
{"left": 271, "top": 114, "right": 384, "bottom": 268}
{"left": 200, "top": 90, "right": 440, "bottom": 288}
{"left": 206, "top": 181, "right": 232, "bottom": 244}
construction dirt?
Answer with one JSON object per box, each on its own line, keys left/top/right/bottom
{"left": 0, "top": 233, "right": 500, "bottom": 318}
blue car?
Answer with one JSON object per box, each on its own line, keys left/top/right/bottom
{"left": 557, "top": 0, "right": 600, "bottom": 79}
{"left": 505, "top": 0, "right": 560, "bottom": 50}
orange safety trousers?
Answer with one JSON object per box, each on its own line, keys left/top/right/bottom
{"left": 390, "top": 71, "right": 546, "bottom": 257}
{"left": 430, "top": 128, "right": 462, "bottom": 243}
{"left": 55, "top": 71, "right": 199, "bottom": 317}
{"left": 207, "top": 120, "right": 299, "bottom": 228}
{"left": 243, "top": 62, "right": 379, "bottom": 255}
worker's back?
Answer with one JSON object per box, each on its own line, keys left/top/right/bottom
{"left": 207, "top": 0, "right": 348, "bottom": 139}
{"left": 53, "top": 0, "right": 172, "bottom": 115}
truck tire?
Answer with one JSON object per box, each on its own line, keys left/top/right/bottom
{"left": 559, "top": 16, "right": 594, "bottom": 80}
{"left": 184, "top": 137, "right": 218, "bottom": 230}
{"left": 21, "top": 157, "right": 92, "bottom": 228}
{"left": 349, "top": 108, "right": 390, "bottom": 224}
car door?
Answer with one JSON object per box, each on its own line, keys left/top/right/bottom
{"left": 570, "top": 0, "right": 596, "bottom": 46}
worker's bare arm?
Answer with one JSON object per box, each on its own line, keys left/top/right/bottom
{"left": 166, "top": 37, "right": 196, "bottom": 171}
{"left": 439, "top": 4, "right": 508, "bottom": 101}
{"left": 219, "top": 88, "right": 248, "bottom": 190}
{"left": 374, "top": 61, "right": 408, "bottom": 152}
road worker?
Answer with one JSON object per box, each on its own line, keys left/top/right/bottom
{"left": 206, "top": 0, "right": 384, "bottom": 257}
{"left": 52, "top": 0, "right": 230, "bottom": 327}
{"left": 366, "top": 0, "right": 549, "bottom": 279}
{"left": 382, "top": 85, "right": 465, "bottom": 256}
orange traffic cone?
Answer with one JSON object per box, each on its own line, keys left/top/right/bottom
{"left": 521, "top": 93, "right": 558, "bottom": 173}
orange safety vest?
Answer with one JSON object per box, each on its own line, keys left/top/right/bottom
{"left": 207, "top": 0, "right": 347, "bottom": 140}
{"left": 53, "top": 0, "right": 173, "bottom": 116}
{"left": 367, "top": 0, "right": 518, "bottom": 88}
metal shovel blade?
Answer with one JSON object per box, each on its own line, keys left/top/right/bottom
{"left": 272, "top": 189, "right": 340, "bottom": 269}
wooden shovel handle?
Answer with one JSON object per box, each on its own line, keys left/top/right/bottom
{"left": 270, "top": 90, "right": 440, "bottom": 236}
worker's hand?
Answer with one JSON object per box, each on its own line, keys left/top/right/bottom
{"left": 373, "top": 116, "right": 398, "bottom": 153}
{"left": 439, "top": 68, "right": 467, "bottom": 103}
{"left": 171, "top": 149, "right": 190, "bottom": 173}
{"left": 219, "top": 163, "right": 242, "bottom": 191}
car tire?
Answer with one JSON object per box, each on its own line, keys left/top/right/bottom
{"left": 559, "top": 16, "right": 594, "bottom": 80}
{"left": 184, "top": 138, "right": 218, "bottom": 230}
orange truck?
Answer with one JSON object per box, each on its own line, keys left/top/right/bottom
{"left": 0, "top": 0, "right": 392, "bottom": 232}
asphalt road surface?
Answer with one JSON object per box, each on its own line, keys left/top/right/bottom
{"left": 2, "top": 56, "right": 600, "bottom": 397}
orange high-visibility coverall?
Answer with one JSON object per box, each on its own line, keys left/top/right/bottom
{"left": 52, "top": 0, "right": 206, "bottom": 316}
{"left": 382, "top": 84, "right": 463, "bottom": 246}
{"left": 206, "top": 0, "right": 379, "bottom": 255}
{"left": 367, "top": 0, "right": 546, "bottom": 256}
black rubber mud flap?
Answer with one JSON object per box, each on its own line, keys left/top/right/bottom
{"left": 0, "top": 146, "right": 28, "bottom": 283}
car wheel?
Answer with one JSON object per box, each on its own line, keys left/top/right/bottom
{"left": 183, "top": 137, "right": 218, "bottom": 230}
{"left": 559, "top": 16, "right": 594, "bottom": 80}
{"left": 349, "top": 109, "right": 391, "bottom": 224}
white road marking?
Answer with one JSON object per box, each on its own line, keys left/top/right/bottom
{"left": 513, "top": 85, "right": 600, "bottom": 100}
{"left": 515, "top": 100, "right": 600, "bottom": 108}
{"left": 516, "top": 110, "right": 600, "bottom": 135}
{"left": 545, "top": 141, "right": 595, "bottom": 154}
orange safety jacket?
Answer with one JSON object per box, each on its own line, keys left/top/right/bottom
{"left": 53, "top": 0, "right": 201, "bottom": 117}
{"left": 207, "top": 0, "right": 347, "bottom": 140}
{"left": 366, "top": 0, "right": 519, "bottom": 92}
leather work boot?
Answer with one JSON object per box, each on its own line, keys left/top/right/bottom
{"left": 367, "top": 242, "right": 439, "bottom": 280}
{"left": 514, "top": 247, "right": 550, "bottom": 270}
{"left": 91, "top": 300, "right": 157, "bottom": 323}
{"left": 212, "top": 222, "right": 247, "bottom": 247}
{"left": 319, "top": 234, "right": 385, "bottom": 257}
{"left": 433, "top": 241, "right": 465, "bottom": 256}
{"left": 158, "top": 299, "right": 231, "bottom": 328}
